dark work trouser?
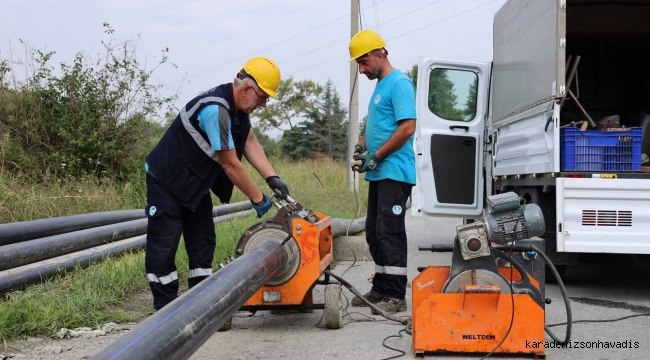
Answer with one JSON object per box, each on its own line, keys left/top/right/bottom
{"left": 145, "top": 173, "right": 216, "bottom": 310}
{"left": 366, "top": 179, "right": 412, "bottom": 299}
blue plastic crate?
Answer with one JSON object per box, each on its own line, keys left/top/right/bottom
{"left": 561, "top": 127, "right": 642, "bottom": 172}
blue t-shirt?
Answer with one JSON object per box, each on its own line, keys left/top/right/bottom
{"left": 364, "top": 70, "right": 416, "bottom": 185}
{"left": 197, "top": 105, "right": 235, "bottom": 151}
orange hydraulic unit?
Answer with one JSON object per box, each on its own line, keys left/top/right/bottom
{"left": 235, "top": 195, "right": 343, "bottom": 329}
{"left": 412, "top": 192, "right": 550, "bottom": 358}
{"left": 412, "top": 265, "right": 545, "bottom": 358}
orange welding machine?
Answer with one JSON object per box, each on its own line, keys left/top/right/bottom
{"left": 412, "top": 192, "right": 556, "bottom": 358}
{"left": 235, "top": 194, "right": 342, "bottom": 329}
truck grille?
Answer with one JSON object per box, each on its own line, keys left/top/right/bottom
{"left": 582, "top": 210, "right": 632, "bottom": 227}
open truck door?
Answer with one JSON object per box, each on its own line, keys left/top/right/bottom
{"left": 412, "top": 58, "right": 490, "bottom": 218}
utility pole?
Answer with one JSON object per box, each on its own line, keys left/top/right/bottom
{"left": 347, "top": 0, "right": 360, "bottom": 191}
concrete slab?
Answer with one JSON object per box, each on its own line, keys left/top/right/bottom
{"left": 333, "top": 235, "right": 372, "bottom": 261}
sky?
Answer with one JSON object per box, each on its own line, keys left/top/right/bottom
{"left": 0, "top": 0, "right": 507, "bottom": 139}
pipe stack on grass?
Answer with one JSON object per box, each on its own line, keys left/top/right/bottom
{"left": 0, "top": 202, "right": 254, "bottom": 292}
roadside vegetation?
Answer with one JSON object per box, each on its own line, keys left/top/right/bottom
{"left": 0, "top": 25, "right": 369, "bottom": 343}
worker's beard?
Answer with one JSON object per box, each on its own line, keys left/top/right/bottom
{"left": 364, "top": 64, "right": 382, "bottom": 80}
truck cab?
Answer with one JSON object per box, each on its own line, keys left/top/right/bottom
{"left": 412, "top": 0, "right": 650, "bottom": 271}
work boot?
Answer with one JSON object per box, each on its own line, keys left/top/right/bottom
{"left": 351, "top": 289, "right": 383, "bottom": 307}
{"left": 371, "top": 297, "right": 407, "bottom": 314}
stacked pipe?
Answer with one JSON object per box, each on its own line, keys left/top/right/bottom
{"left": 0, "top": 201, "right": 254, "bottom": 293}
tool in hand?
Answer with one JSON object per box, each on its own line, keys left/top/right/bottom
{"left": 350, "top": 150, "right": 368, "bottom": 172}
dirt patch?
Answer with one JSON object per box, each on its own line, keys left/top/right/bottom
{"left": 2, "top": 323, "right": 133, "bottom": 360}
{"left": 1, "top": 290, "right": 154, "bottom": 360}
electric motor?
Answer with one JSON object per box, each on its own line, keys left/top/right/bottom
{"left": 456, "top": 192, "right": 545, "bottom": 260}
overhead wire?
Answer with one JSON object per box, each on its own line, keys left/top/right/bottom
{"left": 174, "top": 0, "right": 450, "bottom": 102}
{"left": 289, "top": 0, "right": 499, "bottom": 76}
{"left": 373, "top": 0, "right": 382, "bottom": 34}
{"left": 163, "top": 0, "right": 388, "bottom": 88}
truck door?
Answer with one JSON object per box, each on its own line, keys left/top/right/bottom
{"left": 411, "top": 58, "right": 490, "bottom": 217}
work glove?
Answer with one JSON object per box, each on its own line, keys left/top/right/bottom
{"left": 251, "top": 194, "right": 272, "bottom": 218}
{"left": 266, "top": 176, "right": 290, "bottom": 199}
{"left": 354, "top": 144, "right": 365, "bottom": 157}
{"left": 355, "top": 153, "right": 381, "bottom": 173}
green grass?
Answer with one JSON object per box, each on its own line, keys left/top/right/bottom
{"left": 0, "top": 157, "right": 368, "bottom": 342}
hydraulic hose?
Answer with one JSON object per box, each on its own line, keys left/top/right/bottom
{"left": 90, "top": 241, "right": 288, "bottom": 360}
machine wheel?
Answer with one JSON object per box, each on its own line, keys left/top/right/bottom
{"left": 324, "top": 284, "right": 342, "bottom": 329}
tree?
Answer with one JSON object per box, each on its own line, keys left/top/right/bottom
{"left": 280, "top": 125, "right": 314, "bottom": 159}
{"left": 252, "top": 127, "right": 280, "bottom": 158}
{"left": 303, "top": 80, "right": 348, "bottom": 160}
{"left": 428, "top": 69, "right": 463, "bottom": 120}
{"left": 463, "top": 77, "right": 478, "bottom": 120}
{"left": 405, "top": 64, "right": 418, "bottom": 88}
{"left": 252, "top": 77, "right": 322, "bottom": 132}
{"left": 358, "top": 113, "right": 368, "bottom": 140}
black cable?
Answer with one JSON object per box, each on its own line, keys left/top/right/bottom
{"left": 479, "top": 243, "right": 516, "bottom": 360}
{"left": 324, "top": 269, "right": 409, "bottom": 325}
{"left": 380, "top": 329, "right": 407, "bottom": 360}
{"left": 547, "top": 313, "right": 650, "bottom": 328}
{"left": 341, "top": 170, "right": 361, "bottom": 278}
{"left": 492, "top": 243, "right": 573, "bottom": 344}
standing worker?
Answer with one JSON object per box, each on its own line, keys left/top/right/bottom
{"left": 348, "top": 30, "right": 416, "bottom": 314}
{"left": 144, "top": 57, "right": 290, "bottom": 310}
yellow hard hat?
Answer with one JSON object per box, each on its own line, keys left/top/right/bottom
{"left": 242, "top": 57, "right": 281, "bottom": 98}
{"left": 348, "top": 30, "right": 386, "bottom": 61}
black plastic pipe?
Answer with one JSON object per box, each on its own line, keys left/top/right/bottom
{"left": 0, "top": 210, "right": 144, "bottom": 246}
{"left": 90, "top": 241, "right": 288, "bottom": 360}
{"left": 0, "top": 210, "right": 254, "bottom": 293}
{"left": 0, "top": 219, "right": 147, "bottom": 272}
{"left": 0, "top": 235, "right": 146, "bottom": 293}
{"left": 0, "top": 202, "right": 254, "bottom": 271}
{"left": 0, "top": 201, "right": 252, "bottom": 246}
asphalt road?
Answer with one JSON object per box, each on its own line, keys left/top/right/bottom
{"left": 191, "top": 215, "right": 650, "bottom": 360}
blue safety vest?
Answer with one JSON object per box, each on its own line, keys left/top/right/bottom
{"left": 146, "top": 83, "right": 251, "bottom": 210}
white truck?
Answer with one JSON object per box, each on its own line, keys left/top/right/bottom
{"left": 412, "top": 0, "right": 650, "bottom": 275}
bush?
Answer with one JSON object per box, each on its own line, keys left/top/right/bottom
{"left": 0, "top": 23, "right": 176, "bottom": 181}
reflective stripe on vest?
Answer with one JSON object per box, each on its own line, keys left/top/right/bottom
{"left": 179, "top": 96, "right": 230, "bottom": 162}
